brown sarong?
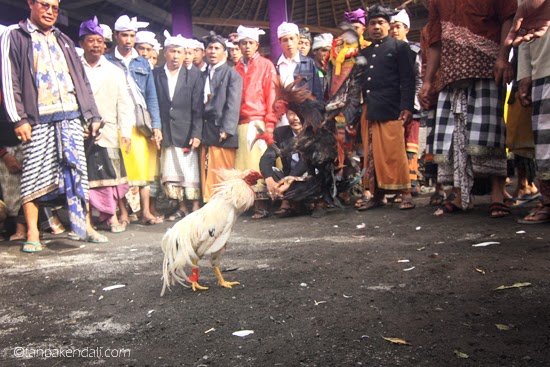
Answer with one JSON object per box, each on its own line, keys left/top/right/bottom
{"left": 200, "top": 145, "right": 236, "bottom": 203}
{"left": 368, "top": 119, "right": 411, "bottom": 192}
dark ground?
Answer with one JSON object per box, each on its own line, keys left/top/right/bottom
{"left": 0, "top": 194, "right": 549, "bottom": 367}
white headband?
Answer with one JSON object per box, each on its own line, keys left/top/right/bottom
{"left": 312, "top": 33, "right": 333, "bottom": 50}
{"left": 114, "top": 15, "right": 149, "bottom": 32}
{"left": 390, "top": 9, "right": 410, "bottom": 28}
{"left": 237, "top": 25, "right": 265, "bottom": 42}
{"left": 277, "top": 22, "right": 299, "bottom": 39}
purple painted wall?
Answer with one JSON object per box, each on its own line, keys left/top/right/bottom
{"left": 268, "top": 0, "right": 289, "bottom": 61}
{"left": 171, "top": 0, "right": 193, "bottom": 37}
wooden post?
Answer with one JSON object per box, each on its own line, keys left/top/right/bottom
{"left": 171, "top": 0, "right": 193, "bottom": 37}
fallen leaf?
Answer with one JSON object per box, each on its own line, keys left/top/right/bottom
{"left": 475, "top": 267, "right": 486, "bottom": 275}
{"left": 472, "top": 241, "right": 500, "bottom": 247}
{"left": 382, "top": 337, "right": 411, "bottom": 345}
{"left": 454, "top": 350, "right": 469, "bottom": 359}
{"left": 232, "top": 330, "right": 254, "bottom": 337}
{"left": 495, "top": 324, "right": 511, "bottom": 331}
{"left": 403, "top": 266, "right": 415, "bottom": 271}
{"left": 495, "top": 282, "right": 532, "bottom": 290}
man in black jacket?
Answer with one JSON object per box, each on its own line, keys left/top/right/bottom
{"left": 200, "top": 34, "right": 243, "bottom": 203}
{"left": 357, "top": 5, "right": 416, "bottom": 211}
{"left": 154, "top": 33, "right": 204, "bottom": 219}
{"left": 0, "top": 0, "right": 105, "bottom": 251}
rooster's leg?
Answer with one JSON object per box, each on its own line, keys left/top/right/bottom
{"left": 190, "top": 261, "right": 209, "bottom": 291}
{"left": 213, "top": 266, "right": 240, "bottom": 288}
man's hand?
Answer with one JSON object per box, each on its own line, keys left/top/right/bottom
{"left": 506, "top": 0, "right": 550, "bottom": 46}
{"left": 14, "top": 123, "right": 32, "bottom": 143}
{"left": 1, "top": 153, "right": 22, "bottom": 174}
{"left": 219, "top": 131, "right": 228, "bottom": 143}
{"left": 399, "top": 110, "right": 413, "bottom": 126}
{"left": 88, "top": 121, "right": 104, "bottom": 145}
{"left": 494, "top": 57, "right": 514, "bottom": 86}
{"left": 419, "top": 82, "right": 436, "bottom": 110}
{"left": 152, "top": 128, "right": 162, "bottom": 150}
{"left": 121, "top": 137, "right": 132, "bottom": 154}
{"left": 189, "top": 138, "right": 201, "bottom": 151}
{"left": 265, "top": 176, "right": 278, "bottom": 199}
{"left": 518, "top": 77, "right": 533, "bottom": 107}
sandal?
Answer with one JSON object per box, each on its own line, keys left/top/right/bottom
{"left": 86, "top": 232, "right": 109, "bottom": 243}
{"left": 167, "top": 210, "right": 186, "bottom": 222}
{"left": 357, "top": 199, "right": 386, "bottom": 211}
{"left": 50, "top": 222, "right": 66, "bottom": 235}
{"left": 354, "top": 195, "right": 371, "bottom": 208}
{"left": 488, "top": 202, "right": 512, "bottom": 219}
{"left": 434, "top": 202, "right": 462, "bottom": 216}
{"left": 429, "top": 191, "right": 446, "bottom": 206}
{"left": 274, "top": 207, "right": 297, "bottom": 218}
{"left": 142, "top": 216, "right": 163, "bottom": 225}
{"left": 110, "top": 223, "right": 127, "bottom": 233}
{"left": 21, "top": 241, "right": 43, "bottom": 253}
{"left": 128, "top": 213, "right": 139, "bottom": 222}
{"left": 251, "top": 210, "right": 270, "bottom": 219}
{"left": 9, "top": 231, "right": 26, "bottom": 241}
{"left": 393, "top": 194, "right": 403, "bottom": 204}
{"left": 517, "top": 205, "right": 550, "bottom": 224}
{"left": 399, "top": 198, "right": 416, "bottom": 210}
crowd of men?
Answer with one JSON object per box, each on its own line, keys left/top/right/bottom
{"left": 1, "top": 0, "right": 550, "bottom": 253}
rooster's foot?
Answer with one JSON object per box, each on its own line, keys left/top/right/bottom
{"left": 191, "top": 282, "right": 209, "bottom": 291}
{"left": 218, "top": 280, "right": 240, "bottom": 289}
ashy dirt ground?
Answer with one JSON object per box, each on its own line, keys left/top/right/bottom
{"left": 0, "top": 194, "right": 549, "bottom": 367}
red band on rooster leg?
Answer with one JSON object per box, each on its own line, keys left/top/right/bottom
{"left": 189, "top": 268, "right": 199, "bottom": 282}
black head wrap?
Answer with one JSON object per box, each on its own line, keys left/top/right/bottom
{"left": 366, "top": 5, "right": 399, "bottom": 23}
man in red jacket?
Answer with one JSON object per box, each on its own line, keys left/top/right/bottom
{"left": 234, "top": 25, "right": 278, "bottom": 219}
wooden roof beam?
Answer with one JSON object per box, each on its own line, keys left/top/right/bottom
{"left": 192, "top": 16, "right": 339, "bottom": 34}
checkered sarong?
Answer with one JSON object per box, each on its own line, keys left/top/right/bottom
{"left": 160, "top": 146, "right": 200, "bottom": 200}
{"left": 433, "top": 78, "right": 506, "bottom": 162}
{"left": 532, "top": 76, "right": 550, "bottom": 180}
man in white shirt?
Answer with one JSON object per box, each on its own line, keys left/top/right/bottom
{"left": 153, "top": 32, "right": 203, "bottom": 220}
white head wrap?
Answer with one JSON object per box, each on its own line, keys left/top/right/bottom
{"left": 277, "top": 22, "right": 299, "bottom": 39}
{"left": 312, "top": 33, "right": 333, "bottom": 50}
{"left": 237, "top": 25, "right": 265, "bottom": 42}
{"left": 163, "top": 30, "right": 188, "bottom": 48}
{"left": 191, "top": 39, "right": 205, "bottom": 50}
{"left": 152, "top": 39, "right": 162, "bottom": 53}
{"left": 225, "top": 40, "right": 238, "bottom": 49}
{"left": 390, "top": 9, "right": 410, "bottom": 28}
{"left": 114, "top": 15, "right": 149, "bottom": 32}
{"left": 136, "top": 31, "right": 157, "bottom": 46}
{"left": 99, "top": 24, "right": 112, "bottom": 42}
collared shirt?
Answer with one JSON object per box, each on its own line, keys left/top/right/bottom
{"left": 114, "top": 47, "right": 140, "bottom": 69}
{"left": 81, "top": 55, "right": 107, "bottom": 93}
{"left": 240, "top": 52, "right": 259, "bottom": 72}
{"left": 164, "top": 65, "right": 182, "bottom": 101}
{"left": 204, "top": 60, "right": 226, "bottom": 103}
{"left": 28, "top": 19, "right": 79, "bottom": 123}
{"left": 277, "top": 52, "right": 301, "bottom": 86}
{"left": 113, "top": 47, "right": 143, "bottom": 105}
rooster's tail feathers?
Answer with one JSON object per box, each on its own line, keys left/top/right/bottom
{"left": 160, "top": 223, "right": 197, "bottom": 296}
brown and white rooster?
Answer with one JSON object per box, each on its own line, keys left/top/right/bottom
{"left": 161, "top": 169, "right": 263, "bottom": 295}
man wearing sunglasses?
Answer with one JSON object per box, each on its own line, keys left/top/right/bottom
{"left": 0, "top": 0, "right": 105, "bottom": 251}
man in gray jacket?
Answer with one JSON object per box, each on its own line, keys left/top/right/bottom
{"left": 0, "top": 0, "right": 106, "bottom": 251}
{"left": 200, "top": 34, "right": 243, "bottom": 203}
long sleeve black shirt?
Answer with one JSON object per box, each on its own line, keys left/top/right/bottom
{"left": 360, "top": 36, "right": 415, "bottom": 121}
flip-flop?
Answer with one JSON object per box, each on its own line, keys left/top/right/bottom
{"left": 357, "top": 200, "right": 386, "bottom": 211}
{"left": 167, "top": 210, "right": 186, "bottom": 222}
{"left": 86, "top": 233, "right": 109, "bottom": 243}
{"left": 21, "top": 241, "right": 43, "bottom": 253}
{"left": 9, "top": 232, "right": 26, "bottom": 241}
{"left": 110, "top": 223, "right": 127, "bottom": 233}
{"left": 488, "top": 202, "right": 512, "bottom": 218}
{"left": 399, "top": 200, "right": 416, "bottom": 210}
{"left": 142, "top": 217, "right": 163, "bottom": 225}
{"left": 517, "top": 205, "right": 550, "bottom": 224}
